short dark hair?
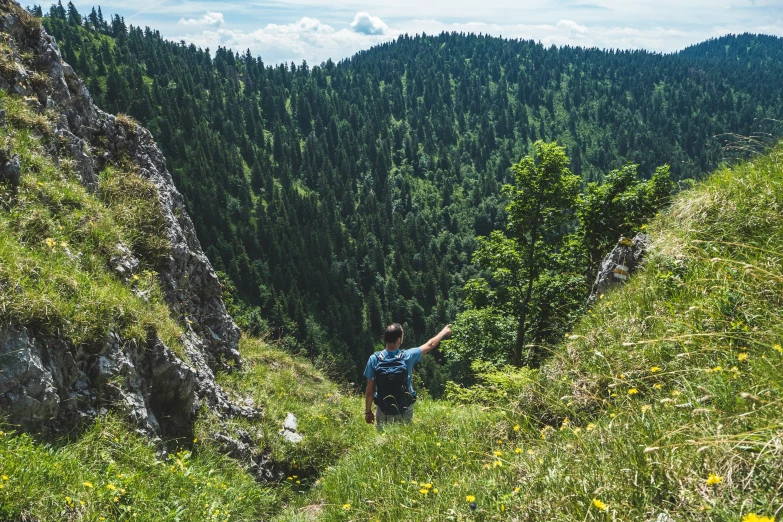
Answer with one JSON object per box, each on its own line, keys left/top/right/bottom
{"left": 383, "top": 323, "right": 404, "bottom": 344}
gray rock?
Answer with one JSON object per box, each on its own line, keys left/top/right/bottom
{"left": 0, "top": 328, "right": 60, "bottom": 431}
{"left": 109, "top": 243, "right": 140, "bottom": 279}
{"left": 588, "top": 233, "right": 650, "bottom": 305}
{"left": 0, "top": 154, "right": 20, "bottom": 186}
{"left": 282, "top": 412, "right": 298, "bottom": 432}
{"left": 654, "top": 514, "right": 676, "bottom": 522}
{"left": 279, "top": 412, "right": 303, "bottom": 443}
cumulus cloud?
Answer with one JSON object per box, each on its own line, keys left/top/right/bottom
{"left": 350, "top": 12, "right": 389, "bottom": 35}
{"left": 178, "top": 11, "right": 224, "bottom": 27}
{"left": 556, "top": 19, "right": 589, "bottom": 36}
{"left": 175, "top": 16, "right": 393, "bottom": 64}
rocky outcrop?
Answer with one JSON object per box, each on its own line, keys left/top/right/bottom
{"left": 588, "top": 233, "right": 650, "bottom": 305}
{"left": 0, "top": 2, "right": 258, "bottom": 441}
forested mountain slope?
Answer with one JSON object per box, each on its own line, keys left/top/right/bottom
{"left": 39, "top": 4, "right": 783, "bottom": 379}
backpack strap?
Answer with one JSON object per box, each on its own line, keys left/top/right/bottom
{"left": 376, "top": 350, "right": 405, "bottom": 362}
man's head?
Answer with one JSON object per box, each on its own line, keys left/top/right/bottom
{"left": 383, "top": 323, "right": 404, "bottom": 348}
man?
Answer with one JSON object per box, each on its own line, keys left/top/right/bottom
{"left": 364, "top": 323, "right": 452, "bottom": 429}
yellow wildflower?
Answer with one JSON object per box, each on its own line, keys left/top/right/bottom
{"left": 515, "top": 447, "right": 522, "bottom": 454}
{"left": 419, "top": 488, "right": 429, "bottom": 495}
{"left": 342, "top": 503, "right": 351, "bottom": 510}
{"left": 653, "top": 383, "right": 663, "bottom": 389}
{"left": 706, "top": 473, "right": 722, "bottom": 485}
{"left": 493, "top": 451, "right": 502, "bottom": 457}
{"left": 774, "top": 344, "right": 782, "bottom": 353}
{"left": 45, "top": 237, "right": 55, "bottom": 248}
{"left": 514, "top": 487, "right": 521, "bottom": 493}
{"left": 592, "top": 498, "right": 608, "bottom": 511}
{"left": 586, "top": 422, "right": 596, "bottom": 432}
{"left": 738, "top": 352, "right": 749, "bottom": 362}
{"left": 742, "top": 514, "right": 774, "bottom": 522}
{"left": 628, "top": 388, "right": 639, "bottom": 395}
{"left": 650, "top": 366, "right": 661, "bottom": 373}
{"left": 493, "top": 460, "right": 502, "bottom": 468}
{"left": 466, "top": 495, "right": 476, "bottom": 502}
{"left": 513, "top": 424, "right": 520, "bottom": 431}
{"left": 83, "top": 482, "right": 94, "bottom": 488}
{"left": 641, "top": 404, "right": 652, "bottom": 413}
{"left": 1, "top": 476, "right": 7, "bottom": 481}
{"left": 107, "top": 484, "right": 116, "bottom": 490}
{"left": 433, "top": 488, "right": 438, "bottom": 494}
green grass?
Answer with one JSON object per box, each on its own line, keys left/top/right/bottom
{"left": 0, "top": 89, "right": 183, "bottom": 353}
{"left": 202, "top": 337, "right": 370, "bottom": 476}
{"left": 0, "top": 416, "right": 274, "bottom": 521}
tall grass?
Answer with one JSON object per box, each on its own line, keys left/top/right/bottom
{"left": 0, "top": 89, "right": 183, "bottom": 353}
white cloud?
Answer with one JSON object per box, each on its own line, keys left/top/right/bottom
{"left": 350, "top": 12, "right": 389, "bottom": 35}
{"left": 178, "top": 11, "right": 225, "bottom": 27}
{"left": 556, "top": 19, "right": 589, "bottom": 36}
{"left": 176, "top": 16, "right": 392, "bottom": 64}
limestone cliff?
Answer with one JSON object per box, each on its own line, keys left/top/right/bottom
{"left": 0, "top": 0, "right": 257, "bottom": 440}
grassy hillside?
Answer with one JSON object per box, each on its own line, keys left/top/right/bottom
{"left": 0, "top": 87, "right": 183, "bottom": 355}
{"left": 0, "top": 337, "right": 365, "bottom": 521}
{"left": 4, "top": 144, "right": 783, "bottom": 520}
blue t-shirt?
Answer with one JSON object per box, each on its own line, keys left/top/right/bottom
{"left": 364, "top": 347, "right": 423, "bottom": 395}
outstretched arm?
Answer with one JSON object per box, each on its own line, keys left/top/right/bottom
{"left": 420, "top": 324, "right": 452, "bottom": 355}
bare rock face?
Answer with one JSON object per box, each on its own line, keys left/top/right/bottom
{"left": 587, "top": 233, "right": 650, "bottom": 305}
{"left": 0, "top": 2, "right": 258, "bottom": 442}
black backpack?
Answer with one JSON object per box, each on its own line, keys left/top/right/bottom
{"left": 373, "top": 350, "right": 415, "bottom": 415}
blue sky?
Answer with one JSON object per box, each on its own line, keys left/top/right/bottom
{"left": 64, "top": 0, "right": 783, "bottom": 64}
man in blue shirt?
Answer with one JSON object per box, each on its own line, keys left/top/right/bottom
{"left": 364, "top": 323, "right": 452, "bottom": 428}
